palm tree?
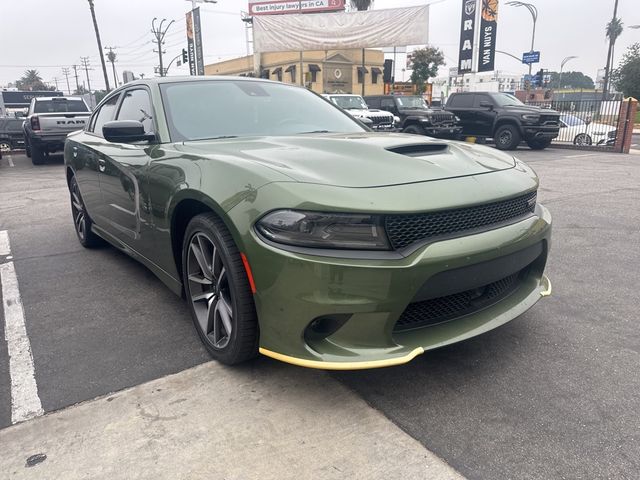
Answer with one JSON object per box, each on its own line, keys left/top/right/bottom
{"left": 602, "top": 0, "right": 622, "bottom": 99}
{"left": 350, "top": 0, "right": 372, "bottom": 11}
{"left": 16, "top": 70, "right": 48, "bottom": 91}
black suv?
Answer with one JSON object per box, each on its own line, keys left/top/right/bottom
{"left": 364, "top": 95, "right": 462, "bottom": 139}
{"left": 445, "top": 92, "right": 560, "bottom": 150}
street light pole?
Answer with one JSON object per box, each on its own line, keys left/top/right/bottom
{"left": 558, "top": 55, "right": 577, "bottom": 100}
{"left": 506, "top": 2, "right": 538, "bottom": 76}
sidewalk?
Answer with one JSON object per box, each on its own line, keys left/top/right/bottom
{"left": 0, "top": 361, "right": 464, "bottom": 480}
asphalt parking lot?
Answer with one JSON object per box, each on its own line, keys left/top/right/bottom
{"left": 1, "top": 147, "right": 639, "bottom": 479}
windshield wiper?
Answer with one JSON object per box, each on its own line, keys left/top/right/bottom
{"left": 297, "top": 130, "right": 333, "bottom": 134}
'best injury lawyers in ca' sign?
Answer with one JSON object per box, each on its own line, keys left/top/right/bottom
{"left": 249, "top": 0, "right": 344, "bottom": 16}
{"left": 458, "top": 0, "right": 499, "bottom": 74}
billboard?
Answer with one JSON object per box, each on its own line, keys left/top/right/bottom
{"left": 185, "top": 10, "right": 197, "bottom": 76}
{"left": 1, "top": 91, "right": 63, "bottom": 108}
{"left": 478, "top": 0, "right": 499, "bottom": 72}
{"left": 249, "top": 0, "right": 345, "bottom": 16}
{"left": 193, "top": 7, "right": 205, "bottom": 75}
{"left": 458, "top": 0, "right": 477, "bottom": 74}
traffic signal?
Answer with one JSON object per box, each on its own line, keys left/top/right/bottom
{"left": 182, "top": 49, "right": 188, "bottom": 64}
{"left": 383, "top": 59, "right": 393, "bottom": 83}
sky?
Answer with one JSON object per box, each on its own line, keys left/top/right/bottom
{"left": 0, "top": 0, "right": 638, "bottom": 92}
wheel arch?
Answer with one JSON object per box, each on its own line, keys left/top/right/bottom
{"left": 169, "top": 191, "right": 243, "bottom": 284}
{"left": 493, "top": 118, "right": 523, "bottom": 135}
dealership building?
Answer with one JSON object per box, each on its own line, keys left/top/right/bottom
{"left": 204, "top": 48, "right": 386, "bottom": 95}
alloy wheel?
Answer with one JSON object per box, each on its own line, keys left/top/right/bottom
{"left": 0, "top": 142, "right": 11, "bottom": 153}
{"left": 187, "top": 232, "right": 234, "bottom": 349}
{"left": 70, "top": 181, "right": 87, "bottom": 241}
{"left": 498, "top": 130, "right": 512, "bottom": 146}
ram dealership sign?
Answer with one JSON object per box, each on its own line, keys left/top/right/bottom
{"left": 249, "top": 0, "right": 345, "bottom": 16}
{"left": 457, "top": 0, "right": 476, "bottom": 73}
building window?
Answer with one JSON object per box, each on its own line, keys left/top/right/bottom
{"left": 371, "top": 67, "right": 382, "bottom": 84}
{"left": 272, "top": 67, "right": 283, "bottom": 82}
{"left": 285, "top": 65, "right": 296, "bottom": 83}
{"left": 357, "top": 66, "right": 368, "bottom": 84}
{"left": 260, "top": 69, "right": 270, "bottom": 79}
{"left": 308, "top": 64, "right": 321, "bottom": 83}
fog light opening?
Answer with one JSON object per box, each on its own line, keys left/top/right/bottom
{"left": 304, "top": 314, "right": 351, "bottom": 343}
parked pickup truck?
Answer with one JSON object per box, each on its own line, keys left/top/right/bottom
{"left": 445, "top": 92, "right": 560, "bottom": 150}
{"left": 23, "top": 96, "right": 91, "bottom": 164}
{"left": 323, "top": 94, "right": 396, "bottom": 131}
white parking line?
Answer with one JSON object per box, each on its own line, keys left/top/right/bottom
{"left": 0, "top": 231, "right": 43, "bottom": 424}
{"left": 7, "top": 154, "right": 14, "bottom": 167}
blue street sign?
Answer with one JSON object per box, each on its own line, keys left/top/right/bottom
{"left": 522, "top": 51, "right": 541, "bottom": 65}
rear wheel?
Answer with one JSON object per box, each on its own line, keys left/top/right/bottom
{"left": 574, "top": 133, "right": 593, "bottom": 146}
{"left": 494, "top": 124, "right": 521, "bottom": 150}
{"left": 182, "top": 213, "right": 258, "bottom": 365}
{"left": 31, "top": 143, "right": 45, "bottom": 165}
{"left": 70, "top": 176, "right": 103, "bottom": 248}
{"left": 402, "top": 124, "right": 426, "bottom": 135}
{"left": 527, "top": 138, "right": 552, "bottom": 150}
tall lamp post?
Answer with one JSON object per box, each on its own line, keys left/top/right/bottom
{"left": 558, "top": 55, "right": 578, "bottom": 95}
{"left": 506, "top": 1, "right": 538, "bottom": 76}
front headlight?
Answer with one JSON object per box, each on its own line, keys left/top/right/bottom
{"left": 256, "top": 210, "right": 390, "bottom": 250}
{"left": 521, "top": 114, "right": 540, "bottom": 122}
{"left": 394, "top": 115, "right": 401, "bottom": 124}
{"left": 454, "top": 116, "right": 461, "bottom": 122}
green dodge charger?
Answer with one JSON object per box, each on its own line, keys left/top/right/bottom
{"left": 64, "top": 77, "right": 552, "bottom": 370}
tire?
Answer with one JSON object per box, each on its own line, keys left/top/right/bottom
{"left": 527, "top": 138, "right": 552, "bottom": 150}
{"left": 402, "top": 124, "right": 426, "bottom": 135}
{"left": 31, "top": 142, "right": 45, "bottom": 165}
{"left": 69, "top": 176, "right": 104, "bottom": 248}
{"left": 493, "top": 124, "right": 521, "bottom": 150}
{"left": 25, "top": 143, "right": 31, "bottom": 158}
{"left": 182, "top": 213, "right": 258, "bottom": 365}
{"left": 573, "top": 133, "right": 593, "bottom": 146}
{"left": 0, "top": 141, "right": 11, "bottom": 153}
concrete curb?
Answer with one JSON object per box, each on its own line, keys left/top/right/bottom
{"left": 0, "top": 361, "right": 464, "bottom": 480}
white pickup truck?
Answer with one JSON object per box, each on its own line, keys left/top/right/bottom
{"left": 23, "top": 96, "right": 91, "bottom": 165}
{"left": 323, "top": 94, "right": 397, "bottom": 131}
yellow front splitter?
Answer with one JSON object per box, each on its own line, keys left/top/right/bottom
{"left": 259, "top": 346, "right": 425, "bottom": 371}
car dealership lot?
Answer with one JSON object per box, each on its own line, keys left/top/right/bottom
{"left": 1, "top": 148, "right": 639, "bottom": 479}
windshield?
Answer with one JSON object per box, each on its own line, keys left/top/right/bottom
{"left": 329, "top": 95, "right": 368, "bottom": 110}
{"left": 34, "top": 99, "right": 88, "bottom": 113}
{"left": 394, "top": 96, "right": 428, "bottom": 109}
{"left": 161, "top": 80, "right": 365, "bottom": 141}
{"left": 561, "top": 114, "right": 585, "bottom": 127}
{"left": 492, "top": 93, "right": 525, "bottom": 107}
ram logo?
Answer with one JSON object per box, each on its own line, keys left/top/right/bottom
{"left": 56, "top": 120, "right": 86, "bottom": 125}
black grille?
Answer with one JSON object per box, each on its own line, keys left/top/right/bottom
{"left": 368, "top": 114, "right": 393, "bottom": 126}
{"left": 429, "top": 112, "right": 456, "bottom": 125}
{"left": 540, "top": 114, "right": 560, "bottom": 126}
{"left": 394, "top": 271, "right": 521, "bottom": 331}
{"left": 385, "top": 191, "right": 537, "bottom": 250}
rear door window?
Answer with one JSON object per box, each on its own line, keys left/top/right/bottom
{"left": 448, "top": 94, "right": 474, "bottom": 108}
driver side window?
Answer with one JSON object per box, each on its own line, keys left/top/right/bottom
{"left": 116, "top": 89, "right": 154, "bottom": 133}
{"left": 91, "top": 94, "right": 121, "bottom": 138}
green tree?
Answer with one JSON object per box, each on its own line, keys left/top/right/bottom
{"left": 612, "top": 43, "right": 640, "bottom": 99}
{"left": 350, "top": 0, "right": 372, "bottom": 10}
{"left": 408, "top": 47, "right": 445, "bottom": 94}
{"left": 15, "top": 70, "right": 54, "bottom": 91}
{"left": 547, "top": 71, "right": 595, "bottom": 90}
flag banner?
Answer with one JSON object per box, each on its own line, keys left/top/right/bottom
{"left": 458, "top": 0, "right": 477, "bottom": 73}
{"left": 185, "top": 11, "right": 197, "bottom": 76}
{"left": 478, "top": 0, "right": 499, "bottom": 72}
{"left": 193, "top": 7, "right": 205, "bottom": 75}
{"left": 253, "top": 6, "right": 429, "bottom": 53}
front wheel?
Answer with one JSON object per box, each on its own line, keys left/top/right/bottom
{"left": 182, "top": 213, "right": 258, "bottom": 365}
{"left": 574, "top": 133, "right": 593, "bottom": 146}
{"left": 527, "top": 138, "right": 552, "bottom": 150}
{"left": 402, "top": 124, "right": 426, "bottom": 135}
{"left": 494, "top": 125, "right": 521, "bottom": 150}
{"left": 0, "top": 141, "right": 11, "bottom": 153}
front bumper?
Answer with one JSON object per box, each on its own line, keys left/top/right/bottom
{"left": 423, "top": 125, "right": 464, "bottom": 138}
{"left": 247, "top": 203, "right": 552, "bottom": 370}
{"left": 523, "top": 126, "right": 560, "bottom": 140}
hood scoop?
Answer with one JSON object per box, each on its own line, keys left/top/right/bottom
{"left": 386, "top": 143, "right": 449, "bottom": 157}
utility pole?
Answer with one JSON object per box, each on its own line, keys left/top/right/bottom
{"left": 87, "top": 0, "right": 111, "bottom": 92}
{"left": 51, "top": 77, "right": 60, "bottom": 91}
{"left": 151, "top": 18, "right": 175, "bottom": 77}
{"left": 80, "top": 57, "right": 93, "bottom": 94}
{"left": 105, "top": 47, "right": 118, "bottom": 88}
{"left": 62, "top": 67, "right": 71, "bottom": 95}
{"left": 72, "top": 64, "right": 80, "bottom": 93}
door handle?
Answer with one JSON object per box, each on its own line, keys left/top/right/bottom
{"left": 98, "top": 158, "right": 106, "bottom": 173}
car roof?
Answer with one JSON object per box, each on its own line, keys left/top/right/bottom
{"left": 34, "top": 96, "right": 84, "bottom": 101}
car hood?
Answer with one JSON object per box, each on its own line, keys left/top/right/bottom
{"left": 184, "top": 132, "right": 516, "bottom": 188}
{"left": 503, "top": 105, "right": 560, "bottom": 116}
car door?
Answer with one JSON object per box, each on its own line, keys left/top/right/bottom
{"left": 472, "top": 94, "right": 497, "bottom": 137}
{"left": 97, "top": 87, "right": 156, "bottom": 250}
{"left": 447, "top": 94, "right": 474, "bottom": 135}
{"left": 70, "top": 93, "right": 121, "bottom": 222}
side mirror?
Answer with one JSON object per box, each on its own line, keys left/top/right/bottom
{"left": 479, "top": 101, "right": 493, "bottom": 110}
{"left": 103, "top": 120, "right": 155, "bottom": 143}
